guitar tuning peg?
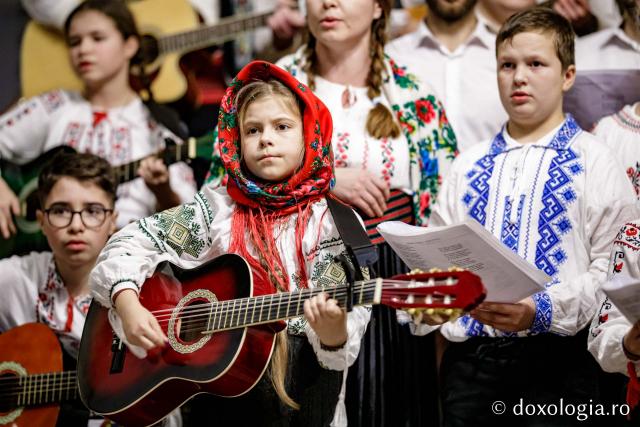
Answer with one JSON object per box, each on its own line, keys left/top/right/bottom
{"left": 408, "top": 268, "right": 425, "bottom": 275}
{"left": 448, "top": 266, "right": 464, "bottom": 272}
{"left": 428, "top": 267, "right": 442, "bottom": 273}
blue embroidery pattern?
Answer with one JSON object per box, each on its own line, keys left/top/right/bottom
{"left": 501, "top": 195, "right": 525, "bottom": 252}
{"left": 530, "top": 292, "right": 553, "bottom": 334}
{"left": 461, "top": 315, "right": 488, "bottom": 337}
{"left": 461, "top": 131, "right": 507, "bottom": 225}
{"left": 534, "top": 119, "right": 582, "bottom": 276}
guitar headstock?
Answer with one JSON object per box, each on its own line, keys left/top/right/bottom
{"left": 380, "top": 268, "right": 486, "bottom": 316}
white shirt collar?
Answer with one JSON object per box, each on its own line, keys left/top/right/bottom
{"left": 416, "top": 15, "right": 495, "bottom": 54}
{"left": 597, "top": 26, "right": 640, "bottom": 52}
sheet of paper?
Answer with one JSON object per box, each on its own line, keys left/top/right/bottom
{"left": 602, "top": 274, "right": 640, "bottom": 324}
{"left": 564, "top": 69, "right": 640, "bottom": 130}
{"left": 377, "top": 221, "right": 549, "bottom": 303}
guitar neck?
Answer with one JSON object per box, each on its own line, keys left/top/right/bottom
{"left": 0, "top": 371, "right": 78, "bottom": 411}
{"left": 203, "top": 279, "right": 382, "bottom": 334}
{"left": 113, "top": 138, "right": 195, "bottom": 185}
{"left": 158, "top": 10, "right": 272, "bottom": 56}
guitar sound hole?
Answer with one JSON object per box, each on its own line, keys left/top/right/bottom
{"left": 177, "top": 300, "right": 209, "bottom": 343}
{"left": 0, "top": 372, "right": 18, "bottom": 412}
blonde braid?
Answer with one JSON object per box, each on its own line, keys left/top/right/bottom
{"left": 303, "top": 30, "right": 317, "bottom": 92}
{"left": 365, "top": 7, "right": 401, "bottom": 139}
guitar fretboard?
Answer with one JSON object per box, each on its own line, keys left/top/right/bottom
{"left": 202, "top": 280, "right": 381, "bottom": 334}
{"left": 0, "top": 371, "right": 77, "bottom": 412}
{"left": 158, "top": 11, "right": 271, "bottom": 55}
{"left": 113, "top": 140, "right": 190, "bottom": 184}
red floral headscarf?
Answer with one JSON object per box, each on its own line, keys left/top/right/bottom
{"left": 217, "top": 61, "right": 335, "bottom": 291}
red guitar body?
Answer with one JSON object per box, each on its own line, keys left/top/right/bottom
{"left": 77, "top": 254, "right": 280, "bottom": 426}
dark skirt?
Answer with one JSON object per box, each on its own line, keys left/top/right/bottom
{"left": 184, "top": 335, "right": 343, "bottom": 427}
{"left": 346, "top": 241, "right": 440, "bottom": 427}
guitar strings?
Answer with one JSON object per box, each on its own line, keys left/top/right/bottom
{"left": 152, "top": 279, "right": 459, "bottom": 336}
{"left": 0, "top": 373, "right": 77, "bottom": 401}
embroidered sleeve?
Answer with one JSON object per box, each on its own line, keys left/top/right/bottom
{"left": 0, "top": 91, "right": 63, "bottom": 165}
{"left": 588, "top": 221, "right": 640, "bottom": 376}
{"left": 91, "top": 189, "right": 220, "bottom": 308}
{"left": 546, "top": 149, "right": 639, "bottom": 336}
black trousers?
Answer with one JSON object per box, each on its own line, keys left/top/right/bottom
{"left": 439, "top": 329, "right": 625, "bottom": 427}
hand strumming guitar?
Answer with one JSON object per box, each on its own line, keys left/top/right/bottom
{"left": 114, "top": 288, "right": 168, "bottom": 353}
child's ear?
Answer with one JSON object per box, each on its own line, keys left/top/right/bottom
{"left": 124, "top": 36, "right": 140, "bottom": 62}
{"left": 561, "top": 64, "right": 577, "bottom": 93}
{"left": 373, "top": 1, "right": 382, "bottom": 20}
{"left": 36, "top": 210, "right": 48, "bottom": 237}
{"left": 108, "top": 210, "right": 118, "bottom": 236}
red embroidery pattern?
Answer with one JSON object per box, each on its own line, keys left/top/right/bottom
{"left": 0, "top": 102, "right": 36, "bottom": 131}
{"left": 335, "top": 132, "right": 350, "bottom": 168}
{"left": 380, "top": 137, "right": 394, "bottom": 184}
{"left": 41, "top": 90, "right": 64, "bottom": 113}
{"left": 62, "top": 123, "right": 85, "bottom": 149}
{"left": 627, "top": 164, "right": 640, "bottom": 197}
{"left": 615, "top": 223, "right": 640, "bottom": 251}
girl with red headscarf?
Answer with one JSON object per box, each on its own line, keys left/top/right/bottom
{"left": 91, "top": 61, "right": 371, "bottom": 426}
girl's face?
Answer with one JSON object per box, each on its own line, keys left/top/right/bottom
{"left": 306, "top": 0, "right": 382, "bottom": 48}
{"left": 240, "top": 96, "right": 304, "bottom": 182}
{"left": 67, "top": 10, "right": 138, "bottom": 88}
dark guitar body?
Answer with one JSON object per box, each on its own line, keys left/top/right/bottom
{"left": 77, "top": 253, "right": 281, "bottom": 426}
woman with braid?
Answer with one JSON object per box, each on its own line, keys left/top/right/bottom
{"left": 206, "top": 1, "right": 458, "bottom": 425}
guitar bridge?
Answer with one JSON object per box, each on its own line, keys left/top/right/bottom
{"left": 109, "top": 335, "right": 126, "bottom": 374}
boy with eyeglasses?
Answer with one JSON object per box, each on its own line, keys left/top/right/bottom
{"left": 0, "top": 151, "right": 117, "bottom": 358}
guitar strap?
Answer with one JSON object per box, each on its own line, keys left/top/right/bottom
{"left": 326, "top": 196, "right": 379, "bottom": 283}
{"left": 143, "top": 100, "right": 189, "bottom": 141}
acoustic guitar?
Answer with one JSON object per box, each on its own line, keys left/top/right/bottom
{"left": 20, "top": 0, "right": 274, "bottom": 103}
{"left": 77, "top": 253, "right": 486, "bottom": 426}
{"left": 0, "top": 323, "right": 78, "bottom": 427}
{"left": 0, "top": 135, "right": 212, "bottom": 259}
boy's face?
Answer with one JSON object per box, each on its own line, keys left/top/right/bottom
{"left": 497, "top": 31, "right": 576, "bottom": 130}
{"left": 240, "top": 97, "right": 305, "bottom": 182}
{"left": 36, "top": 177, "right": 117, "bottom": 267}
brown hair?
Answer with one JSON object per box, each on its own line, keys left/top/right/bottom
{"left": 236, "top": 79, "right": 304, "bottom": 134}
{"left": 496, "top": 6, "right": 575, "bottom": 71}
{"left": 38, "top": 151, "right": 118, "bottom": 207}
{"left": 303, "top": 0, "right": 401, "bottom": 139}
{"left": 64, "top": 0, "right": 144, "bottom": 67}
{"left": 233, "top": 79, "right": 303, "bottom": 409}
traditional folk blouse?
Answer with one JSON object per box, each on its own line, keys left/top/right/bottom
{"left": 408, "top": 116, "right": 638, "bottom": 340}
{"left": 0, "top": 90, "right": 197, "bottom": 227}
{"left": 0, "top": 252, "right": 90, "bottom": 358}
{"left": 589, "top": 220, "right": 640, "bottom": 377}
{"left": 593, "top": 103, "right": 640, "bottom": 197}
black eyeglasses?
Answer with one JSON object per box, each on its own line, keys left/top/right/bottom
{"left": 44, "top": 205, "right": 113, "bottom": 229}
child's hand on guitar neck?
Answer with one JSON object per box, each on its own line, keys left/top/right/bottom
{"left": 114, "top": 288, "right": 169, "bottom": 353}
{"left": 137, "top": 157, "right": 180, "bottom": 211}
{"left": 304, "top": 292, "right": 348, "bottom": 349}
{"left": 0, "top": 177, "right": 19, "bottom": 239}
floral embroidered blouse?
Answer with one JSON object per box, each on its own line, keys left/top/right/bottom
{"left": 0, "top": 252, "right": 91, "bottom": 358}
{"left": 589, "top": 220, "right": 640, "bottom": 377}
{"left": 206, "top": 51, "right": 458, "bottom": 226}
{"left": 0, "top": 90, "right": 197, "bottom": 227}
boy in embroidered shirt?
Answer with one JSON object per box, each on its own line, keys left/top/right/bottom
{"left": 90, "top": 61, "right": 370, "bottom": 426}
{"left": 404, "top": 7, "right": 638, "bottom": 426}
{"left": 0, "top": 151, "right": 118, "bottom": 424}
